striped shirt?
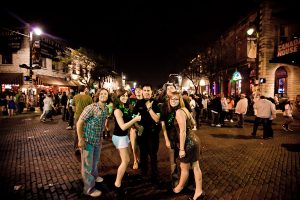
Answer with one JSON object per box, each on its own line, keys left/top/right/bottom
{"left": 80, "top": 103, "right": 108, "bottom": 145}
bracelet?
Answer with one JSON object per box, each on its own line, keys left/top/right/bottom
{"left": 147, "top": 107, "right": 152, "bottom": 112}
{"left": 179, "top": 149, "right": 185, "bottom": 151}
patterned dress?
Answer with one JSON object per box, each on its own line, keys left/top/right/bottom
{"left": 175, "top": 109, "right": 200, "bottom": 163}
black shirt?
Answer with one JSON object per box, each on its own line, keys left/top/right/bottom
{"left": 133, "top": 98, "right": 160, "bottom": 129}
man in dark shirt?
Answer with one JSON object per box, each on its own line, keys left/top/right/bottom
{"left": 133, "top": 84, "right": 161, "bottom": 184}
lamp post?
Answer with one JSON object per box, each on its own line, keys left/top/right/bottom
{"left": 28, "top": 27, "right": 43, "bottom": 111}
{"left": 29, "top": 27, "right": 43, "bottom": 81}
{"left": 247, "top": 7, "right": 260, "bottom": 83}
{"left": 9, "top": 26, "right": 43, "bottom": 110}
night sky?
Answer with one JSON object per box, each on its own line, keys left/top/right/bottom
{"left": 1, "top": 0, "right": 258, "bottom": 88}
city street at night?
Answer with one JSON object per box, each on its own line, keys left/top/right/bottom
{"left": 0, "top": 110, "right": 299, "bottom": 200}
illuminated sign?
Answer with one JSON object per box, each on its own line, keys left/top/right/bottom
{"left": 232, "top": 71, "right": 242, "bottom": 81}
{"left": 277, "top": 38, "right": 300, "bottom": 57}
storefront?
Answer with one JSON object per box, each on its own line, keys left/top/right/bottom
{"left": 230, "top": 70, "right": 242, "bottom": 96}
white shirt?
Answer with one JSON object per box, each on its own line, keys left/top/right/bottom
{"left": 235, "top": 98, "right": 248, "bottom": 115}
{"left": 254, "top": 99, "right": 276, "bottom": 118}
{"left": 43, "top": 96, "right": 54, "bottom": 111}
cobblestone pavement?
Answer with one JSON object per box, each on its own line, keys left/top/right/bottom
{"left": 0, "top": 111, "right": 299, "bottom": 200}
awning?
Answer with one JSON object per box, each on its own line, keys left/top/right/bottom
{"left": 69, "top": 80, "right": 82, "bottom": 87}
{"left": 269, "top": 52, "right": 300, "bottom": 66}
{"left": 0, "top": 73, "right": 23, "bottom": 85}
{"left": 37, "top": 75, "right": 71, "bottom": 86}
{"left": 36, "top": 75, "right": 83, "bottom": 87}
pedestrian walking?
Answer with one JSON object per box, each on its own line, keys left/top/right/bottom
{"left": 76, "top": 88, "right": 110, "bottom": 197}
{"left": 40, "top": 92, "right": 55, "bottom": 122}
{"left": 282, "top": 98, "right": 294, "bottom": 131}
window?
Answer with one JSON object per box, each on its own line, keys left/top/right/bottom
{"left": 274, "top": 66, "right": 287, "bottom": 97}
{"left": 1, "top": 52, "right": 13, "bottom": 64}
{"left": 41, "top": 57, "right": 46, "bottom": 68}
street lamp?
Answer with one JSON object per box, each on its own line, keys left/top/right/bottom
{"left": 29, "top": 27, "right": 43, "bottom": 81}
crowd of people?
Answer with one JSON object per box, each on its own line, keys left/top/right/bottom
{"left": 60, "top": 84, "right": 204, "bottom": 199}
{"left": 2, "top": 83, "right": 297, "bottom": 199}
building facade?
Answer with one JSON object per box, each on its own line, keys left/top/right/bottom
{"left": 189, "top": 0, "right": 299, "bottom": 101}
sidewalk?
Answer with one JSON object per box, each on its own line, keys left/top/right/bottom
{"left": 0, "top": 110, "right": 299, "bottom": 200}
{"left": 0, "top": 107, "right": 41, "bottom": 119}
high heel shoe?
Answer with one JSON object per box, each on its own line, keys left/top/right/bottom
{"left": 189, "top": 191, "right": 205, "bottom": 200}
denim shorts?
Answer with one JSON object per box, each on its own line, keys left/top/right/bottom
{"left": 112, "top": 135, "right": 130, "bottom": 149}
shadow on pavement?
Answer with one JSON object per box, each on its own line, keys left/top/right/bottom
{"left": 281, "top": 143, "right": 300, "bottom": 152}
{"left": 210, "top": 133, "right": 254, "bottom": 140}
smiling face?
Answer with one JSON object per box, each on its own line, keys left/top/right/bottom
{"left": 98, "top": 89, "right": 109, "bottom": 103}
{"left": 142, "top": 86, "right": 152, "bottom": 100}
{"left": 169, "top": 94, "right": 180, "bottom": 107}
{"left": 120, "top": 92, "right": 128, "bottom": 104}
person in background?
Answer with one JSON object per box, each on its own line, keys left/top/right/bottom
{"left": 73, "top": 85, "right": 93, "bottom": 155}
{"left": 220, "top": 94, "right": 228, "bottom": 126}
{"left": 235, "top": 93, "right": 248, "bottom": 128}
{"left": 0, "top": 93, "right": 8, "bottom": 116}
{"left": 210, "top": 94, "right": 222, "bottom": 127}
{"left": 129, "top": 87, "right": 143, "bottom": 170}
{"left": 7, "top": 95, "right": 16, "bottom": 118}
{"left": 61, "top": 92, "right": 68, "bottom": 121}
{"left": 40, "top": 92, "right": 55, "bottom": 122}
{"left": 189, "top": 94, "right": 197, "bottom": 130}
{"left": 76, "top": 88, "right": 109, "bottom": 198}
{"left": 251, "top": 95, "right": 276, "bottom": 139}
{"left": 282, "top": 98, "right": 294, "bottom": 132}
{"left": 266, "top": 97, "right": 277, "bottom": 138}
{"left": 66, "top": 92, "right": 75, "bottom": 130}
{"left": 274, "top": 94, "right": 279, "bottom": 109}
{"left": 227, "top": 96, "right": 235, "bottom": 123}
{"left": 112, "top": 89, "right": 141, "bottom": 196}
{"left": 39, "top": 91, "right": 45, "bottom": 112}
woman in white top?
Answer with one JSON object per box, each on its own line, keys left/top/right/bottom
{"left": 282, "top": 99, "right": 294, "bottom": 131}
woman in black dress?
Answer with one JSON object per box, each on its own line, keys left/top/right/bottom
{"left": 168, "top": 91, "right": 204, "bottom": 200}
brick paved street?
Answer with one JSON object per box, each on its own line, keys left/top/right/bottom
{"left": 0, "top": 111, "right": 299, "bottom": 200}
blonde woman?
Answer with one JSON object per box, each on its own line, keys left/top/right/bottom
{"left": 168, "top": 91, "right": 205, "bottom": 200}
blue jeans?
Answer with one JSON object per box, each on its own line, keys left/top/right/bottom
{"left": 81, "top": 143, "right": 101, "bottom": 194}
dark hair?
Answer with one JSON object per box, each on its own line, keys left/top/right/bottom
{"left": 116, "top": 88, "right": 127, "bottom": 98}
{"left": 182, "top": 91, "right": 188, "bottom": 96}
{"left": 114, "top": 88, "right": 129, "bottom": 109}
{"left": 142, "top": 83, "right": 152, "bottom": 90}
{"left": 78, "top": 85, "right": 85, "bottom": 92}
{"left": 95, "top": 88, "right": 111, "bottom": 103}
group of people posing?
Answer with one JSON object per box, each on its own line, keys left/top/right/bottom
{"left": 47, "top": 82, "right": 295, "bottom": 200}
{"left": 73, "top": 83, "right": 204, "bottom": 200}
